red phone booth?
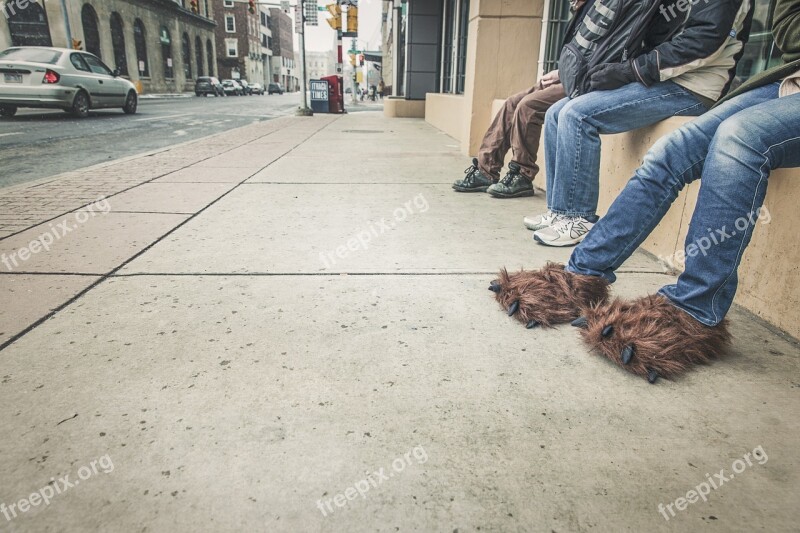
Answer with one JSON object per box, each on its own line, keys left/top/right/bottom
{"left": 322, "top": 75, "right": 344, "bottom": 114}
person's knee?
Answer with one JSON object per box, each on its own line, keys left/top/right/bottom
{"left": 713, "top": 113, "right": 762, "bottom": 155}
{"left": 520, "top": 92, "right": 555, "bottom": 113}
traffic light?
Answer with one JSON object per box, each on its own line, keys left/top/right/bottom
{"left": 325, "top": 4, "right": 342, "bottom": 30}
{"left": 248, "top": 0, "right": 256, "bottom": 14}
{"left": 189, "top": 0, "right": 199, "bottom": 13}
{"left": 349, "top": 53, "right": 356, "bottom": 66}
{"left": 346, "top": 6, "right": 358, "bottom": 34}
{"left": 359, "top": 54, "right": 365, "bottom": 66}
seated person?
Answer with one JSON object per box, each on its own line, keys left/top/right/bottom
{"left": 529, "top": 0, "right": 755, "bottom": 246}
{"left": 491, "top": 0, "right": 800, "bottom": 384}
{"left": 452, "top": 0, "right": 591, "bottom": 200}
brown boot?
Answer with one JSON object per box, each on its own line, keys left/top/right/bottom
{"left": 490, "top": 262, "right": 609, "bottom": 328}
{"left": 576, "top": 294, "right": 732, "bottom": 383}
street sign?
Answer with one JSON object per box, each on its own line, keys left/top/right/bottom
{"left": 280, "top": 0, "right": 290, "bottom": 13}
{"left": 294, "top": 5, "right": 303, "bottom": 32}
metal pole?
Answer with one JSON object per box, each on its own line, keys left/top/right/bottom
{"left": 59, "top": 0, "right": 73, "bottom": 47}
{"left": 296, "top": 0, "right": 313, "bottom": 115}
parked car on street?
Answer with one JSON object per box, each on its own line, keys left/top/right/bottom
{"left": 268, "top": 83, "right": 285, "bottom": 95}
{"left": 239, "top": 80, "right": 253, "bottom": 95}
{"left": 195, "top": 76, "right": 224, "bottom": 97}
{"left": 221, "top": 79, "right": 244, "bottom": 96}
{"left": 0, "top": 46, "right": 137, "bottom": 118}
{"left": 249, "top": 82, "right": 265, "bottom": 95}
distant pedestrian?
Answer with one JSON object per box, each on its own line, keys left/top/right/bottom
{"left": 378, "top": 80, "right": 385, "bottom": 99}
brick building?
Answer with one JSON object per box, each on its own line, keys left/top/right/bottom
{"left": 211, "top": 0, "right": 263, "bottom": 84}
{"left": 0, "top": 0, "right": 217, "bottom": 94}
{"left": 267, "top": 7, "right": 296, "bottom": 91}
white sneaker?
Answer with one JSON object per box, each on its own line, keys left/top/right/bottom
{"left": 533, "top": 215, "right": 598, "bottom": 247}
{"left": 524, "top": 210, "right": 559, "bottom": 231}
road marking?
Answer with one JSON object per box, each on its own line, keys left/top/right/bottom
{"left": 135, "top": 113, "right": 193, "bottom": 122}
{"left": 173, "top": 130, "right": 188, "bottom": 136}
{"left": 0, "top": 132, "right": 23, "bottom": 138}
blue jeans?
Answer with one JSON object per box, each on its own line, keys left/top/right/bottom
{"left": 544, "top": 81, "right": 706, "bottom": 217}
{"left": 568, "top": 83, "right": 800, "bottom": 325}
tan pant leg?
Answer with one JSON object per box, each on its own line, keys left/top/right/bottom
{"left": 476, "top": 85, "right": 538, "bottom": 180}
{"left": 510, "top": 83, "right": 567, "bottom": 181}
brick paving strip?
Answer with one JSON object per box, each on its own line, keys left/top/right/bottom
{"left": 0, "top": 114, "right": 340, "bottom": 349}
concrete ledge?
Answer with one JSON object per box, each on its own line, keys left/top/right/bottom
{"left": 424, "top": 93, "right": 466, "bottom": 145}
{"left": 383, "top": 97, "right": 426, "bottom": 119}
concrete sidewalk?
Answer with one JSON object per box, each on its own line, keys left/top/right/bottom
{"left": 0, "top": 110, "right": 798, "bottom": 532}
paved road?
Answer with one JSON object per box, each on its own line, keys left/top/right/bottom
{"left": 0, "top": 92, "right": 300, "bottom": 189}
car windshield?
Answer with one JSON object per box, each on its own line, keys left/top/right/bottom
{"left": 0, "top": 48, "right": 62, "bottom": 64}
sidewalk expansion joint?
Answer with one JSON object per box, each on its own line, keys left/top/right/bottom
{"left": 110, "top": 272, "right": 499, "bottom": 277}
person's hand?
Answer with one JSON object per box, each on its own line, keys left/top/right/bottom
{"left": 587, "top": 61, "right": 638, "bottom": 91}
{"left": 540, "top": 69, "right": 560, "bottom": 88}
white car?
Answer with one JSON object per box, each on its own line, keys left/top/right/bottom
{"left": 0, "top": 46, "right": 138, "bottom": 118}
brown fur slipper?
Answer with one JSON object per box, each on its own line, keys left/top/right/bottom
{"left": 577, "top": 294, "right": 732, "bottom": 383}
{"left": 490, "top": 262, "right": 609, "bottom": 328}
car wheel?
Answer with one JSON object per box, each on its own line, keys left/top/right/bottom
{"left": 123, "top": 90, "right": 138, "bottom": 115}
{"left": 0, "top": 105, "right": 18, "bottom": 117}
{"left": 71, "top": 90, "right": 90, "bottom": 118}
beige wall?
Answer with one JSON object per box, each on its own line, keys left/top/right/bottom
{"left": 425, "top": 94, "right": 465, "bottom": 141}
{"left": 384, "top": 97, "right": 426, "bottom": 118}
{"left": 444, "top": 0, "right": 544, "bottom": 156}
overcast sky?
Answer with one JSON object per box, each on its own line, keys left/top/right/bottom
{"left": 291, "top": 0, "right": 383, "bottom": 53}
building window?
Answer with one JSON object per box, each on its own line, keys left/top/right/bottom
{"left": 195, "top": 36, "right": 204, "bottom": 76}
{"left": 440, "top": 0, "right": 469, "bottom": 94}
{"left": 539, "top": 0, "right": 572, "bottom": 75}
{"left": 734, "top": 0, "right": 782, "bottom": 87}
{"left": 134, "top": 19, "right": 149, "bottom": 76}
{"left": 226, "top": 38, "right": 238, "bottom": 57}
{"left": 109, "top": 12, "right": 127, "bottom": 75}
{"left": 161, "top": 26, "right": 174, "bottom": 78}
{"left": 224, "top": 0, "right": 234, "bottom": 6}
{"left": 6, "top": 0, "right": 52, "bottom": 47}
{"left": 207, "top": 38, "right": 214, "bottom": 76}
{"left": 81, "top": 3, "right": 101, "bottom": 59}
{"left": 182, "top": 33, "right": 192, "bottom": 79}
{"left": 226, "top": 15, "right": 236, "bottom": 32}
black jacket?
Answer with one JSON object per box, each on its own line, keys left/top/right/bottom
{"left": 560, "top": 0, "right": 754, "bottom": 100}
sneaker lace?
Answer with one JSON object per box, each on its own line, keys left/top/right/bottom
{"left": 555, "top": 216, "right": 579, "bottom": 235}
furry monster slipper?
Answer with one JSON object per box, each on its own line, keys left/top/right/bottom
{"left": 490, "top": 262, "right": 609, "bottom": 328}
{"left": 576, "top": 294, "right": 732, "bottom": 383}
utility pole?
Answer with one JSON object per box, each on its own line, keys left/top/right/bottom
{"left": 296, "top": 0, "right": 313, "bottom": 116}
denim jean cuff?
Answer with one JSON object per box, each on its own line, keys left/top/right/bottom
{"left": 550, "top": 209, "right": 596, "bottom": 218}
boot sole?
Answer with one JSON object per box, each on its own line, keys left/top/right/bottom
{"left": 488, "top": 189, "right": 536, "bottom": 199}
{"left": 452, "top": 185, "right": 490, "bottom": 193}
